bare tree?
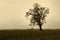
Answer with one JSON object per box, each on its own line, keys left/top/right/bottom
{"left": 25, "top": 3, "right": 49, "bottom": 31}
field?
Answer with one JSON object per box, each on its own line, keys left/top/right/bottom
{"left": 0, "top": 29, "right": 60, "bottom": 40}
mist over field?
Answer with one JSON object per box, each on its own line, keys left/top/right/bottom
{"left": 0, "top": 0, "right": 60, "bottom": 29}
{"left": 0, "top": 0, "right": 60, "bottom": 40}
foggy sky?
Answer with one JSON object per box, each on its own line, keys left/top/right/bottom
{"left": 0, "top": 0, "right": 60, "bottom": 29}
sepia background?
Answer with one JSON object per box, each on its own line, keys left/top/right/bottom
{"left": 0, "top": 0, "right": 60, "bottom": 29}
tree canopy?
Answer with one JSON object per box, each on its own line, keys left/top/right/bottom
{"left": 25, "top": 3, "right": 49, "bottom": 30}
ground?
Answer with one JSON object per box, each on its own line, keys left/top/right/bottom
{"left": 0, "top": 29, "right": 60, "bottom": 40}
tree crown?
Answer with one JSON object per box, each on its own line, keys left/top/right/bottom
{"left": 25, "top": 3, "right": 49, "bottom": 26}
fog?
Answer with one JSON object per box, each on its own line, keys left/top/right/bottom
{"left": 0, "top": 0, "right": 60, "bottom": 29}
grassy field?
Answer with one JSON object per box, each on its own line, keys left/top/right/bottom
{"left": 0, "top": 29, "right": 60, "bottom": 40}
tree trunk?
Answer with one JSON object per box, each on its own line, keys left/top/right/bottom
{"left": 39, "top": 24, "right": 42, "bottom": 31}
{"left": 38, "top": 22, "right": 42, "bottom": 31}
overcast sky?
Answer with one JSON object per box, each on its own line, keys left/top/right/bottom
{"left": 0, "top": 0, "right": 60, "bottom": 29}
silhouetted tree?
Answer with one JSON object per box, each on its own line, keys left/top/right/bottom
{"left": 25, "top": 3, "right": 49, "bottom": 31}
